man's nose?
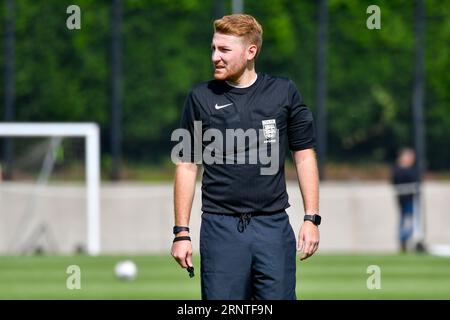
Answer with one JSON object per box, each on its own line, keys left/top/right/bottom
{"left": 212, "top": 50, "right": 221, "bottom": 63}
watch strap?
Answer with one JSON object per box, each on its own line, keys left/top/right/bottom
{"left": 304, "top": 214, "right": 321, "bottom": 226}
{"left": 173, "top": 236, "right": 191, "bottom": 242}
{"left": 173, "top": 226, "right": 190, "bottom": 235}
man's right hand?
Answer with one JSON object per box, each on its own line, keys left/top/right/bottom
{"left": 171, "top": 231, "right": 193, "bottom": 269}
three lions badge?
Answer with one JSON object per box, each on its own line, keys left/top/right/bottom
{"left": 262, "top": 119, "right": 277, "bottom": 143}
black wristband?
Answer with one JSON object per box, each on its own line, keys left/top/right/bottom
{"left": 173, "top": 226, "right": 190, "bottom": 235}
{"left": 304, "top": 214, "right": 321, "bottom": 226}
{"left": 173, "top": 236, "right": 191, "bottom": 242}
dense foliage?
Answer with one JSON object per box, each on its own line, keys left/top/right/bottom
{"left": 1, "top": 0, "right": 448, "bottom": 170}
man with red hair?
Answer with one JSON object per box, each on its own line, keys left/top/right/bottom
{"left": 171, "top": 14, "right": 320, "bottom": 300}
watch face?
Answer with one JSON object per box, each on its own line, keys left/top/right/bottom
{"left": 314, "top": 215, "right": 321, "bottom": 225}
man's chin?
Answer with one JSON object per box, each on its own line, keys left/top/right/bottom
{"left": 213, "top": 72, "right": 228, "bottom": 80}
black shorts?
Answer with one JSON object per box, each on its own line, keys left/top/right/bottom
{"left": 200, "top": 210, "right": 297, "bottom": 300}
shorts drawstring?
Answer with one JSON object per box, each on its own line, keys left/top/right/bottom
{"left": 238, "top": 213, "right": 252, "bottom": 233}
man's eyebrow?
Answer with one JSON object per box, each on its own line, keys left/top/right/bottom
{"left": 211, "top": 44, "right": 231, "bottom": 49}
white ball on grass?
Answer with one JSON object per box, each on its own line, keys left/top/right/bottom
{"left": 115, "top": 260, "right": 138, "bottom": 281}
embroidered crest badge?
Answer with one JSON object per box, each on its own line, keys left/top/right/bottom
{"left": 262, "top": 119, "right": 277, "bottom": 143}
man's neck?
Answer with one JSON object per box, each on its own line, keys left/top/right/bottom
{"left": 226, "top": 70, "right": 257, "bottom": 88}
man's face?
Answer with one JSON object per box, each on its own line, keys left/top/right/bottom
{"left": 211, "top": 33, "right": 254, "bottom": 81}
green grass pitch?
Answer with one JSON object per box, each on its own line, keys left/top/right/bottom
{"left": 0, "top": 253, "right": 449, "bottom": 299}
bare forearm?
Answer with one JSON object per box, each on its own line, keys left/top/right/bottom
{"left": 174, "top": 162, "right": 198, "bottom": 228}
{"left": 293, "top": 149, "right": 319, "bottom": 214}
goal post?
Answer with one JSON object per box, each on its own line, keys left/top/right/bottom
{"left": 0, "top": 122, "right": 101, "bottom": 256}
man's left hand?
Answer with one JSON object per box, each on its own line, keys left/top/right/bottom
{"left": 297, "top": 221, "right": 320, "bottom": 261}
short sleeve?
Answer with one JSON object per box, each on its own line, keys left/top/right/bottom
{"left": 176, "top": 91, "right": 202, "bottom": 162}
{"left": 180, "top": 92, "right": 198, "bottom": 135}
{"left": 287, "top": 80, "right": 316, "bottom": 151}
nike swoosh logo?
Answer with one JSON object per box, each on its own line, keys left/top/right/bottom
{"left": 215, "top": 103, "right": 233, "bottom": 110}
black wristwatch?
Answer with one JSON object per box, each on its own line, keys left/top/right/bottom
{"left": 304, "top": 214, "right": 321, "bottom": 226}
{"left": 173, "top": 226, "right": 190, "bottom": 235}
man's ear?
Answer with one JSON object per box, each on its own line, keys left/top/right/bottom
{"left": 247, "top": 44, "right": 258, "bottom": 61}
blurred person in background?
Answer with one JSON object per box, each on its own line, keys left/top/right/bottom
{"left": 391, "top": 148, "right": 420, "bottom": 253}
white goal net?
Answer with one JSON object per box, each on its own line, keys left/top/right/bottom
{"left": 0, "top": 123, "right": 100, "bottom": 256}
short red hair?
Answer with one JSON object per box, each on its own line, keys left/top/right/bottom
{"left": 214, "top": 14, "right": 263, "bottom": 57}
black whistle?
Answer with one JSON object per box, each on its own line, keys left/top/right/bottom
{"left": 187, "top": 266, "right": 195, "bottom": 278}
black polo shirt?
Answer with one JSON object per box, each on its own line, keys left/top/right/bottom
{"left": 178, "top": 73, "right": 316, "bottom": 214}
